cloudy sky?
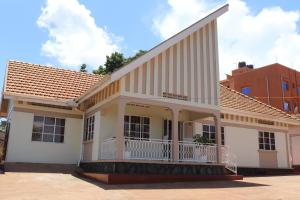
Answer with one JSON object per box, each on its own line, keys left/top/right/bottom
{"left": 0, "top": 0, "right": 300, "bottom": 92}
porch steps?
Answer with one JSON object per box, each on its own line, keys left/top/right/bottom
{"left": 78, "top": 161, "right": 243, "bottom": 184}
{"left": 78, "top": 172, "right": 243, "bottom": 184}
{"left": 237, "top": 167, "right": 298, "bottom": 176}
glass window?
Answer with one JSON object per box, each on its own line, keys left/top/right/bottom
{"left": 124, "top": 115, "right": 150, "bottom": 139}
{"left": 84, "top": 115, "right": 95, "bottom": 141}
{"left": 282, "top": 81, "right": 288, "bottom": 91}
{"left": 202, "top": 125, "right": 225, "bottom": 145}
{"left": 241, "top": 87, "right": 250, "bottom": 95}
{"left": 297, "top": 87, "right": 300, "bottom": 94}
{"left": 258, "top": 131, "right": 276, "bottom": 151}
{"left": 32, "top": 116, "right": 65, "bottom": 143}
{"left": 284, "top": 102, "right": 289, "bottom": 111}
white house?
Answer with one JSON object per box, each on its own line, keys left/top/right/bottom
{"left": 0, "top": 4, "right": 299, "bottom": 182}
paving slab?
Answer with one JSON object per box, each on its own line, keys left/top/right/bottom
{"left": 0, "top": 172, "right": 300, "bottom": 200}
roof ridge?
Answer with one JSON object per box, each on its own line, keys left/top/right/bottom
{"left": 8, "top": 60, "right": 102, "bottom": 78}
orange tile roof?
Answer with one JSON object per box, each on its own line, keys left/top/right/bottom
{"left": 220, "top": 84, "right": 297, "bottom": 121}
{"left": 4, "top": 61, "right": 105, "bottom": 101}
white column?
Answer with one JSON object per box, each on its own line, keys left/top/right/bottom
{"left": 116, "top": 99, "right": 126, "bottom": 160}
{"left": 172, "top": 108, "right": 179, "bottom": 162}
{"left": 92, "top": 111, "right": 101, "bottom": 161}
{"left": 214, "top": 114, "right": 222, "bottom": 163}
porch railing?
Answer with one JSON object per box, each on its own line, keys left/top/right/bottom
{"left": 101, "top": 138, "right": 116, "bottom": 160}
{"left": 178, "top": 141, "right": 218, "bottom": 163}
{"left": 124, "top": 137, "right": 173, "bottom": 161}
{"left": 221, "top": 145, "right": 237, "bottom": 174}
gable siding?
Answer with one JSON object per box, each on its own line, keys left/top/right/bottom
{"left": 121, "top": 20, "right": 219, "bottom": 106}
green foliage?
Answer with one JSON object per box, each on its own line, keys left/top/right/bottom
{"left": 80, "top": 64, "right": 87, "bottom": 72}
{"left": 124, "top": 50, "right": 147, "bottom": 65}
{"left": 93, "top": 50, "right": 147, "bottom": 75}
{"left": 193, "top": 134, "right": 211, "bottom": 144}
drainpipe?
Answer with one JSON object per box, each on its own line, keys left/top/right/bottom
{"left": 266, "top": 77, "right": 270, "bottom": 105}
{"left": 78, "top": 113, "right": 85, "bottom": 167}
{"left": 281, "top": 75, "right": 285, "bottom": 110}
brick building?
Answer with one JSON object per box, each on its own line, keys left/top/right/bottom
{"left": 221, "top": 62, "right": 300, "bottom": 114}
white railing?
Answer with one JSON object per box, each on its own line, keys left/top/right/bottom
{"left": 178, "top": 141, "right": 218, "bottom": 163}
{"left": 221, "top": 145, "right": 238, "bottom": 174}
{"left": 101, "top": 138, "right": 116, "bottom": 160}
{"left": 124, "top": 137, "right": 173, "bottom": 161}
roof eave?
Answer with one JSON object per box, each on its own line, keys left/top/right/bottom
{"left": 221, "top": 107, "right": 299, "bottom": 125}
{"left": 4, "top": 93, "right": 76, "bottom": 107}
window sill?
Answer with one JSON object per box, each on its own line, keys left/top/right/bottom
{"left": 83, "top": 140, "right": 93, "bottom": 144}
{"left": 258, "top": 150, "right": 277, "bottom": 153}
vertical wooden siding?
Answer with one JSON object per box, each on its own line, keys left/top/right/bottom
{"left": 122, "top": 20, "right": 219, "bottom": 106}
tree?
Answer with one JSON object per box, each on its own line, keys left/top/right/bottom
{"left": 80, "top": 64, "right": 87, "bottom": 72}
{"left": 93, "top": 50, "right": 147, "bottom": 75}
{"left": 125, "top": 50, "right": 147, "bottom": 65}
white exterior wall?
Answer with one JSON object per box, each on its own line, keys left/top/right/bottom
{"left": 275, "top": 132, "right": 289, "bottom": 168}
{"left": 6, "top": 111, "right": 82, "bottom": 164}
{"left": 225, "top": 126, "right": 260, "bottom": 167}
{"left": 291, "top": 136, "right": 300, "bottom": 165}
{"left": 100, "top": 104, "right": 118, "bottom": 140}
{"left": 92, "top": 111, "right": 101, "bottom": 160}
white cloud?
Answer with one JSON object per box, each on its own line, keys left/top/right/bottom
{"left": 37, "top": 0, "right": 121, "bottom": 68}
{"left": 152, "top": 0, "right": 300, "bottom": 79}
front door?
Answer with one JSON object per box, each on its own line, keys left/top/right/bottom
{"left": 163, "top": 120, "right": 172, "bottom": 140}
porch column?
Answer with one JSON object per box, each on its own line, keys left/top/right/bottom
{"left": 172, "top": 108, "right": 180, "bottom": 162}
{"left": 214, "top": 114, "right": 222, "bottom": 164}
{"left": 92, "top": 111, "right": 101, "bottom": 161}
{"left": 116, "top": 99, "right": 126, "bottom": 160}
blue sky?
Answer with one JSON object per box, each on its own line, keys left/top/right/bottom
{"left": 0, "top": 0, "right": 300, "bottom": 93}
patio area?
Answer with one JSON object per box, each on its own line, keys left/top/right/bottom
{"left": 1, "top": 172, "right": 300, "bottom": 200}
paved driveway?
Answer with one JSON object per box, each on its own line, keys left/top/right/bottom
{"left": 0, "top": 172, "right": 300, "bottom": 200}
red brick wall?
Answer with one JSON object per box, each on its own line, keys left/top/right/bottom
{"left": 221, "top": 63, "right": 300, "bottom": 113}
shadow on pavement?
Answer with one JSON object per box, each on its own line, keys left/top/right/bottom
{"left": 73, "top": 174, "right": 270, "bottom": 190}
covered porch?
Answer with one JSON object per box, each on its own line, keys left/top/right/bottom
{"left": 81, "top": 96, "right": 236, "bottom": 173}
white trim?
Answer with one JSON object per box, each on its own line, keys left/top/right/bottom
{"left": 146, "top": 61, "right": 151, "bottom": 95}
{"left": 138, "top": 66, "right": 143, "bottom": 93}
{"left": 154, "top": 56, "right": 159, "bottom": 96}
{"left": 209, "top": 22, "right": 215, "bottom": 105}
{"left": 110, "top": 5, "right": 229, "bottom": 82}
{"left": 161, "top": 51, "right": 166, "bottom": 93}
{"left": 197, "top": 30, "right": 202, "bottom": 103}
{"left": 4, "top": 94, "right": 71, "bottom": 107}
{"left": 169, "top": 46, "right": 174, "bottom": 93}
{"left": 190, "top": 33, "right": 195, "bottom": 102}
{"left": 203, "top": 25, "right": 208, "bottom": 104}
{"left": 177, "top": 41, "right": 181, "bottom": 94}
{"left": 129, "top": 70, "right": 134, "bottom": 93}
{"left": 183, "top": 38, "right": 188, "bottom": 96}
{"left": 221, "top": 107, "right": 298, "bottom": 125}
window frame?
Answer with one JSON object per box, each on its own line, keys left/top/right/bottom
{"left": 258, "top": 131, "right": 276, "bottom": 151}
{"left": 202, "top": 124, "right": 225, "bottom": 145}
{"left": 241, "top": 87, "right": 251, "bottom": 95}
{"left": 282, "top": 81, "right": 289, "bottom": 91}
{"left": 84, "top": 115, "right": 95, "bottom": 142}
{"left": 284, "top": 102, "right": 289, "bottom": 111}
{"left": 32, "top": 116, "right": 65, "bottom": 143}
{"left": 124, "top": 115, "right": 150, "bottom": 140}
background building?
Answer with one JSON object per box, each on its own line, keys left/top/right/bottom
{"left": 221, "top": 62, "right": 300, "bottom": 114}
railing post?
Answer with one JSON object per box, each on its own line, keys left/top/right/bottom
{"left": 214, "top": 113, "right": 222, "bottom": 164}
{"left": 116, "top": 99, "right": 126, "bottom": 160}
{"left": 172, "top": 108, "right": 180, "bottom": 162}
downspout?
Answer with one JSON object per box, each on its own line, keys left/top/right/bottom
{"left": 266, "top": 77, "right": 270, "bottom": 105}
{"left": 281, "top": 75, "right": 285, "bottom": 110}
{"left": 78, "top": 112, "right": 85, "bottom": 167}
